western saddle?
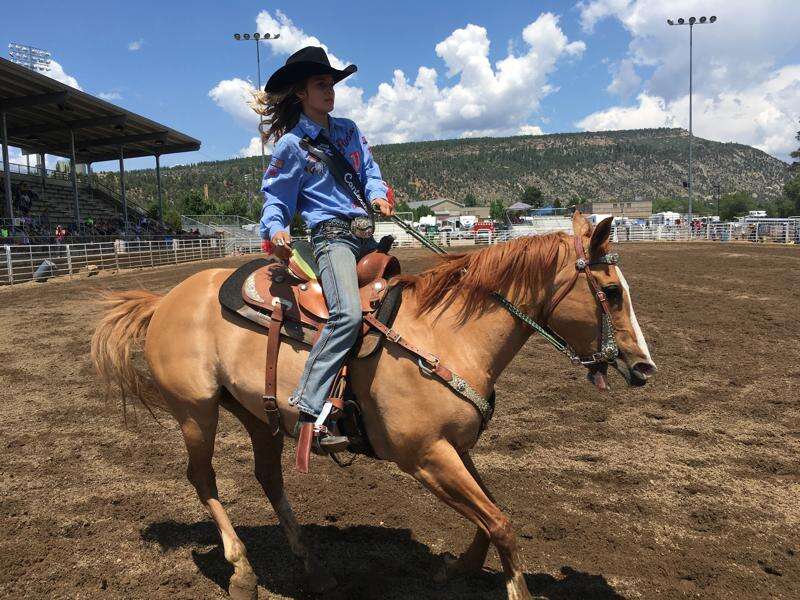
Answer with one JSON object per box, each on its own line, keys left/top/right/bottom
{"left": 219, "top": 237, "right": 494, "bottom": 473}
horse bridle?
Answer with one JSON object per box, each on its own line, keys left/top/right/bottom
{"left": 382, "top": 215, "right": 620, "bottom": 369}
{"left": 491, "top": 235, "right": 620, "bottom": 368}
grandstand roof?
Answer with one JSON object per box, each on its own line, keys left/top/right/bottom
{"left": 0, "top": 56, "right": 200, "bottom": 163}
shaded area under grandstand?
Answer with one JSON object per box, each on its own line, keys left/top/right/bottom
{"left": 0, "top": 55, "right": 200, "bottom": 240}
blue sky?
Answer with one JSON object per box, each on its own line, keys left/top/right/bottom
{"left": 2, "top": 1, "right": 799, "bottom": 171}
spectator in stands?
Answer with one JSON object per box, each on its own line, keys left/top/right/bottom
{"left": 16, "top": 183, "right": 32, "bottom": 216}
{"left": 55, "top": 225, "right": 66, "bottom": 244}
{"left": 40, "top": 208, "right": 50, "bottom": 234}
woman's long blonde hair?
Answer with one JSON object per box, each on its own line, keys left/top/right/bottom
{"left": 250, "top": 81, "right": 307, "bottom": 145}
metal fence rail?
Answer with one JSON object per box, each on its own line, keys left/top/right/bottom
{"left": 2, "top": 238, "right": 223, "bottom": 285}
{"left": 4, "top": 218, "right": 798, "bottom": 287}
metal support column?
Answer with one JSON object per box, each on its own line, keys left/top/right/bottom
{"left": 38, "top": 152, "right": 46, "bottom": 193}
{"left": 256, "top": 40, "right": 266, "bottom": 172}
{"left": 69, "top": 128, "right": 81, "bottom": 232}
{"left": 155, "top": 153, "right": 163, "bottom": 226}
{"left": 119, "top": 145, "right": 128, "bottom": 235}
{"left": 1, "top": 111, "right": 15, "bottom": 233}
{"left": 687, "top": 23, "right": 694, "bottom": 222}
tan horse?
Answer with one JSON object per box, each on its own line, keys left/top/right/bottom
{"left": 91, "top": 211, "right": 655, "bottom": 600}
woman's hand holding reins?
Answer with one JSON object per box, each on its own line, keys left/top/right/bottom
{"left": 371, "top": 198, "right": 394, "bottom": 217}
{"left": 270, "top": 230, "right": 293, "bottom": 261}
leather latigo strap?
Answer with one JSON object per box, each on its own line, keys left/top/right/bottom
{"left": 362, "top": 313, "right": 494, "bottom": 427}
{"left": 263, "top": 301, "right": 287, "bottom": 436}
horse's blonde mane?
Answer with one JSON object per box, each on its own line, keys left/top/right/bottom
{"left": 394, "top": 232, "right": 568, "bottom": 321}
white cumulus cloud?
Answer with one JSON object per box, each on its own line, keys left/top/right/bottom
{"left": 47, "top": 60, "right": 82, "bottom": 90}
{"left": 576, "top": 0, "right": 800, "bottom": 160}
{"left": 576, "top": 66, "right": 800, "bottom": 159}
{"left": 98, "top": 91, "right": 122, "bottom": 101}
{"left": 211, "top": 10, "right": 585, "bottom": 151}
{"left": 606, "top": 58, "right": 641, "bottom": 98}
{"left": 128, "top": 39, "right": 144, "bottom": 51}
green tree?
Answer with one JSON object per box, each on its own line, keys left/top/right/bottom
{"left": 784, "top": 176, "right": 800, "bottom": 215}
{"left": 412, "top": 204, "right": 434, "bottom": 221}
{"left": 718, "top": 191, "right": 755, "bottom": 221}
{"left": 163, "top": 207, "right": 182, "bottom": 232}
{"left": 395, "top": 200, "right": 411, "bottom": 215}
{"left": 180, "top": 190, "right": 212, "bottom": 215}
{"left": 520, "top": 185, "right": 544, "bottom": 208}
{"left": 463, "top": 192, "right": 477, "bottom": 207}
{"left": 785, "top": 122, "right": 800, "bottom": 214}
{"left": 489, "top": 199, "right": 505, "bottom": 221}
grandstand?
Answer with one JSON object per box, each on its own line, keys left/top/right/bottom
{"left": 0, "top": 55, "right": 200, "bottom": 242}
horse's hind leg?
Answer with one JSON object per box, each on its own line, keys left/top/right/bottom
{"left": 221, "top": 394, "right": 337, "bottom": 594}
{"left": 411, "top": 442, "right": 532, "bottom": 600}
{"left": 177, "top": 401, "right": 258, "bottom": 600}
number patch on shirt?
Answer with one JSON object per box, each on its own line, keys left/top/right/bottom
{"left": 350, "top": 151, "right": 360, "bottom": 171}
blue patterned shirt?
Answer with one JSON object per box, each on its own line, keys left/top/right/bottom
{"left": 259, "top": 113, "right": 388, "bottom": 240}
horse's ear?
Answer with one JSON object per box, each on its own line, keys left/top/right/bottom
{"left": 571, "top": 209, "right": 591, "bottom": 239}
{"left": 590, "top": 216, "right": 614, "bottom": 254}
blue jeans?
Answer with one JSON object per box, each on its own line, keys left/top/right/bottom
{"left": 290, "top": 221, "right": 378, "bottom": 417}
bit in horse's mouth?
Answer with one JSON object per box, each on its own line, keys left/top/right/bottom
{"left": 611, "top": 359, "right": 654, "bottom": 387}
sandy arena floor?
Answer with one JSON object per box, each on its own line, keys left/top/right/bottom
{"left": 0, "top": 242, "right": 798, "bottom": 599}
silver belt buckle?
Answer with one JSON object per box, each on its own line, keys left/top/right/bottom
{"left": 350, "top": 216, "right": 374, "bottom": 239}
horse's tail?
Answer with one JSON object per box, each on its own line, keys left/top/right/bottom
{"left": 90, "top": 289, "right": 167, "bottom": 419}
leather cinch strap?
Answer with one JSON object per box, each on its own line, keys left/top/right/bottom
{"left": 362, "top": 313, "right": 494, "bottom": 427}
{"left": 263, "top": 300, "right": 287, "bottom": 436}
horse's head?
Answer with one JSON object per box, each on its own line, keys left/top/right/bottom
{"left": 546, "top": 211, "right": 657, "bottom": 390}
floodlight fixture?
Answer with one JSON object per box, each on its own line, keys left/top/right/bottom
{"left": 233, "top": 33, "right": 241, "bottom": 40}
{"left": 709, "top": 16, "right": 717, "bottom": 22}
{"left": 689, "top": 16, "right": 696, "bottom": 24}
{"left": 699, "top": 16, "right": 707, "bottom": 23}
{"left": 243, "top": 33, "right": 250, "bottom": 40}
{"left": 253, "top": 33, "right": 260, "bottom": 40}
{"left": 667, "top": 19, "right": 675, "bottom": 25}
{"left": 677, "top": 17, "right": 685, "bottom": 24}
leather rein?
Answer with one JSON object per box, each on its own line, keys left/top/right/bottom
{"left": 392, "top": 218, "right": 620, "bottom": 369}
{"left": 491, "top": 235, "right": 620, "bottom": 368}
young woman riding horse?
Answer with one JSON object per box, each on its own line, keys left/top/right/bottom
{"left": 254, "top": 46, "right": 395, "bottom": 452}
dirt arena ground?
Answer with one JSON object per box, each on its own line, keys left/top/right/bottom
{"left": 1, "top": 242, "right": 798, "bottom": 599}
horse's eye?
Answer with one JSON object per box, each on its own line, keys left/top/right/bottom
{"left": 603, "top": 284, "right": 621, "bottom": 300}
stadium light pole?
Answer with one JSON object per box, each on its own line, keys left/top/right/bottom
{"left": 667, "top": 15, "right": 717, "bottom": 224}
{"left": 232, "top": 31, "right": 280, "bottom": 173}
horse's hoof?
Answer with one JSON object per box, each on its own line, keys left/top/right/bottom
{"left": 229, "top": 571, "right": 258, "bottom": 600}
{"left": 433, "top": 552, "right": 458, "bottom": 584}
{"left": 308, "top": 572, "right": 338, "bottom": 594}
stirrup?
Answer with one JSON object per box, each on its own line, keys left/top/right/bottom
{"left": 312, "top": 424, "right": 349, "bottom": 455}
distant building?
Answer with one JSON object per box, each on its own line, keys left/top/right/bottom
{"left": 576, "top": 199, "right": 652, "bottom": 219}
{"left": 405, "top": 198, "right": 491, "bottom": 221}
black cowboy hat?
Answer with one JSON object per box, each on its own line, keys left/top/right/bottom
{"left": 264, "top": 46, "right": 356, "bottom": 93}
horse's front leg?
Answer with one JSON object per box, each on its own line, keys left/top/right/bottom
{"left": 433, "top": 452, "right": 492, "bottom": 582}
{"left": 410, "top": 442, "right": 532, "bottom": 600}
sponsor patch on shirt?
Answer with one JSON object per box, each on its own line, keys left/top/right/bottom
{"left": 350, "top": 151, "right": 361, "bottom": 172}
{"left": 266, "top": 157, "right": 284, "bottom": 178}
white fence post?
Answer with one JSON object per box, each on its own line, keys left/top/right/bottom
{"left": 173, "top": 239, "right": 179, "bottom": 264}
{"left": 149, "top": 240, "right": 155, "bottom": 267}
{"left": 66, "top": 244, "right": 73, "bottom": 278}
{"left": 4, "top": 245, "right": 12, "bottom": 285}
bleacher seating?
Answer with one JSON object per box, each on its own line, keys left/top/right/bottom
{"left": 0, "top": 169, "right": 154, "bottom": 240}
